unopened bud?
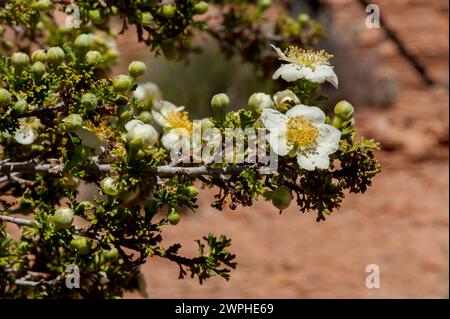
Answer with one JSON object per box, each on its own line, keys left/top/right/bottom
{"left": 167, "top": 207, "right": 181, "bottom": 225}
{"left": 31, "top": 61, "right": 46, "bottom": 80}
{"left": 81, "top": 93, "right": 98, "bottom": 110}
{"left": 70, "top": 236, "right": 91, "bottom": 255}
{"left": 11, "top": 52, "right": 30, "bottom": 73}
{"left": 13, "top": 99, "right": 29, "bottom": 115}
{"left": 47, "top": 47, "right": 65, "bottom": 67}
{"left": 113, "top": 75, "right": 134, "bottom": 93}
{"left": 85, "top": 50, "right": 103, "bottom": 66}
{"left": 62, "top": 114, "right": 83, "bottom": 132}
{"left": 140, "top": 12, "right": 154, "bottom": 26}
{"left": 158, "top": 4, "right": 176, "bottom": 18}
{"left": 265, "top": 186, "right": 293, "bottom": 210}
{"left": 53, "top": 207, "right": 74, "bottom": 230}
{"left": 31, "top": 49, "right": 47, "bottom": 63}
{"left": 89, "top": 9, "right": 106, "bottom": 25}
{"left": 334, "top": 100, "right": 354, "bottom": 120}
{"left": 128, "top": 61, "right": 147, "bottom": 78}
{"left": 0, "top": 89, "right": 12, "bottom": 107}
{"left": 193, "top": 2, "right": 209, "bottom": 15}
{"left": 248, "top": 93, "right": 274, "bottom": 113}
{"left": 74, "top": 34, "right": 92, "bottom": 55}
{"left": 184, "top": 186, "right": 199, "bottom": 198}
{"left": 100, "top": 177, "right": 119, "bottom": 196}
{"left": 102, "top": 248, "right": 119, "bottom": 262}
{"left": 211, "top": 93, "right": 229, "bottom": 122}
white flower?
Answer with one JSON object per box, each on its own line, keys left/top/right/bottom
{"left": 261, "top": 105, "right": 341, "bottom": 171}
{"left": 125, "top": 119, "right": 158, "bottom": 150}
{"left": 248, "top": 93, "right": 274, "bottom": 113}
{"left": 151, "top": 101, "right": 192, "bottom": 152}
{"left": 271, "top": 45, "right": 338, "bottom": 88}
{"left": 13, "top": 118, "right": 42, "bottom": 145}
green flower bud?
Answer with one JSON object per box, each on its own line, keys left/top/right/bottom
{"left": 11, "top": 52, "right": 30, "bottom": 73}
{"left": 81, "top": 93, "right": 98, "bottom": 110}
{"left": 13, "top": 99, "right": 29, "bottom": 115}
{"left": 158, "top": 4, "right": 176, "bottom": 18}
{"left": 113, "top": 75, "right": 134, "bottom": 93}
{"left": 184, "top": 186, "right": 199, "bottom": 198}
{"left": 47, "top": 47, "right": 65, "bottom": 67}
{"left": 31, "top": 49, "right": 47, "bottom": 63}
{"left": 53, "top": 207, "right": 74, "bottom": 230}
{"left": 74, "top": 34, "right": 92, "bottom": 54}
{"left": 248, "top": 92, "right": 274, "bottom": 113}
{"left": 128, "top": 61, "right": 147, "bottom": 78}
{"left": 89, "top": 9, "right": 106, "bottom": 25}
{"left": 85, "top": 50, "right": 103, "bottom": 66}
{"left": 140, "top": 12, "right": 154, "bottom": 26}
{"left": 265, "top": 186, "right": 293, "bottom": 210}
{"left": 137, "top": 111, "right": 153, "bottom": 124}
{"left": 193, "top": 1, "right": 209, "bottom": 14}
{"left": 61, "top": 114, "right": 83, "bottom": 133}
{"left": 102, "top": 248, "right": 119, "bottom": 262}
{"left": 167, "top": 207, "right": 181, "bottom": 225}
{"left": 32, "top": 0, "right": 52, "bottom": 11}
{"left": 70, "top": 236, "right": 91, "bottom": 255}
{"left": 211, "top": 93, "right": 229, "bottom": 122}
{"left": 100, "top": 177, "right": 119, "bottom": 196}
{"left": 31, "top": 61, "right": 46, "bottom": 80}
{"left": 334, "top": 100, "right": 354, "bottom": 120}
{"left": 0, "top": 89, "right": 12, "bottom": 107}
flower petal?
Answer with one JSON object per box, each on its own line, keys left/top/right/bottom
{"left": 261, "top": 108, "right": 287, "bottom": 133}
{"left": 161, "top": 128, "right": 191, "bottom": 151}
{"left": 267, "top": 132, "right": 292, "bottom": 156}
{"left": 286, "top": 105, "right": 326, "bottom": 124}
{"left": 270, "top": 44, "right": 288, "bottom": 61}
{"left": 297, "top": 152, "right": 330, "bottom": 171}
{"left": 317, "top": 124, "right": 341, "bottom": 155}
{"left": 273, "top": 64, "right": 307, "bottom": 82}
{"left": 151, "top": 110, "right": 171, "bottom": 128}
{"left": 75, "top": 127, "right": 107, "bottom": 153}
{"left": 306, "top": 65, "right": 339, "bottom": 88}
{"left": 14, "top": 127, "right": 37, "bottom": 145}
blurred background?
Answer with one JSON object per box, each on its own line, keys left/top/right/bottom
{"left": 114, "top": 0, "right": 448, "bottom": 298}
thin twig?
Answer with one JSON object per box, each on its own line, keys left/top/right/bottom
{"left": 0, "top": 161, "right": 261, "bottom": 176}
{"left": 0, "top": 214, "right": 40, "bottom": 227}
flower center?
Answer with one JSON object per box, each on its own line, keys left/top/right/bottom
{"left": 284, "top": 46, "right": 332, "bottom": 70}
{"left": 167, "top": 111, "right": 193, "bottom": 135}
{"left": 286, "top": 116, "right": 319, "bottom": 152}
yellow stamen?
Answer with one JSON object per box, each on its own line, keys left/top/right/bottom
{"left": 284, "top": 46, "right": 333, "bottom": 71}
{"left": 167, "top": 111, "right": 193, "bottom": 135}
{"left": 286, "top": 116, "right": 319, "bottom": 152}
